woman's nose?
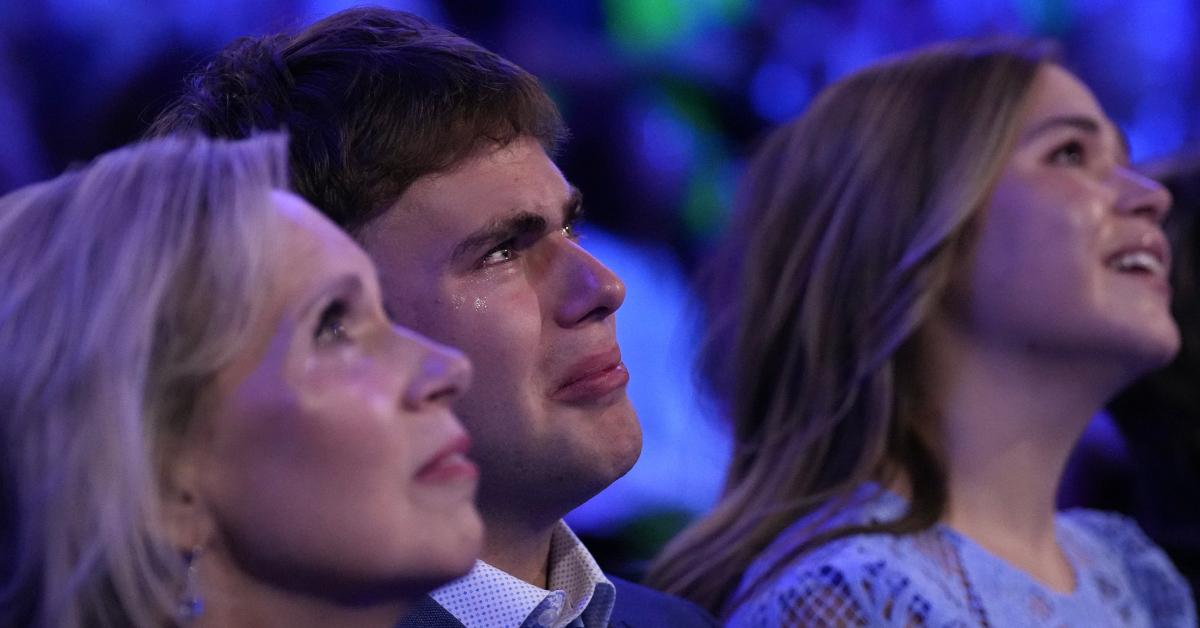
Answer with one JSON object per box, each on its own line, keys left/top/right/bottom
{"left": 395, "top": 325, "right": 473, "bottom": 410}
{"left": 1114, "top": 167, "right": 1172, "bottom": 224}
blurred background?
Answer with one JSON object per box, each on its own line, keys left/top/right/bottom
{"left": 2, "top": 0, "right": 1197, "bottom": 580}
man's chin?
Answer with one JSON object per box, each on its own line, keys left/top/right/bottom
{"left": 592, "top": 400, "right": 643, "bottom": 483}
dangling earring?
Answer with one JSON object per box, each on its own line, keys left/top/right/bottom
{"left": 178, "top": 545, "right": 204, "bottom": 622}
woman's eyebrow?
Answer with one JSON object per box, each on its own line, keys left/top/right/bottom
{"left": 1021, "top": 114, "right": 1131, "bottom": 163}
{"left": 298, "top": 273, "right": 366, "bottom": 319}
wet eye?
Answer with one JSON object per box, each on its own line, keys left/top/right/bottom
{"left": 480, "top": 241, "right": 516, "bottom": 267}
{"left": 562, "top": 222, "right": 580, "bottom": 240}
{"left": 1048, "top": 140, "right": 1086, "bottom": 167}
{"left": 314, "top": 300, "right": 350, "bottom": 343}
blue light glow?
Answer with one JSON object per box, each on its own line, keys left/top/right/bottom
{"left": 749, "top": 61, "right": 812, "bottom": 124}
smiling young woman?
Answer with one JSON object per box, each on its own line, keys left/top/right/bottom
{"left": 0, "top": 134, "right": 482, "bottom": 628}
{"left": 646, "top": 40, "right": 1197, "bottom": 626}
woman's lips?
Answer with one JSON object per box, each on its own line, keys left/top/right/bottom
{"left": 416, "top": 433, "right": 479, "bottom": 483}
{"left": 550, "top": 347, "right": 630, "bottom": 404}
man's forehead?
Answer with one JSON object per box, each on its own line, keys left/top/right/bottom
{"left": 389, "top": 182, "right": 571, "bottom": 234}
{"left": 358, "top": 136, "right": 570, "bottom": 256}
{"left": 360, "top": 186, "right": 570, "bottom": 274}
{"left": 394, "top": 166, "right": 571, "bottom": 231}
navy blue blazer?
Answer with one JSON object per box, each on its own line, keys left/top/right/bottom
{"left": 398, "top": 575, "right": 718, "bottom": 627}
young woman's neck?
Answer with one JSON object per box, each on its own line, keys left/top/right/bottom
{"left": 195, "top": 550, "right": 413, "bottom": 628}
{"left": 915, "top": 322, "right": 1129, "bottom": 591}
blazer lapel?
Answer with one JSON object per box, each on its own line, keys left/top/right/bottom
{"left": 396, "top": 595, "right": 466, "bottom": 628}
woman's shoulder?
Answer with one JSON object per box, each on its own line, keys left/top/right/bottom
{"left": 730, "top": 531, "right": 974, "bottom": 627}
{"left": 1060, "top": 508, "right": 1180, "bottom": 572}
{"left": 1059, "top": 508, "right": 1197, "bottom": 626}
{"left": 728, "top": 492, "right": 966, "bottom": 627}
{"left": 724, "top": 533, "right": 897, "bottom": 624}
{"left": 1060, "top": 508, "right": 1152, "bottom": 545}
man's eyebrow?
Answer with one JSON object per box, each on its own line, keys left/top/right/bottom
{"left": 1021, "top": 114, "right": 1131, "bottom": 163}
{"left": 450, "top": 212, "right": 548, "bottom": 264}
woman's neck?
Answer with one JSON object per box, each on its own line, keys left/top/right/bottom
{"left": 194, "top": 550, "right": 414, "bottom": 628}
{"left": 936, "top": 357, "right": 1090, "bottom": 544}
{"left": 914, "top": 322, "right": 1126, "bottom": 592}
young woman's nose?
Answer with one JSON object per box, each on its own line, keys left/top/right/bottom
{"left": 1114, "top": 167, "right": 1172, "bottom": 224}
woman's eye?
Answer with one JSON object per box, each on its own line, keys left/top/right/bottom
{"left": 314, "top": 300, "right": 350, "bottom": 343}
{"left": 1048, "top": 140, "right": 1086, "bottom": 167}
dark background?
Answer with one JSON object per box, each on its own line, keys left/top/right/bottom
{"left": 2, "top": 0, "right": 1196, "bottom": 578}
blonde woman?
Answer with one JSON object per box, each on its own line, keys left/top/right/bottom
{"left": 648, "top": 41, "right": 1197, "bottom": 626}
{"left": 0, "top": 134, "right": 483, "bottom": 627}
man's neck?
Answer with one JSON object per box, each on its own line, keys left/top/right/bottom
{"left": 478, "top": 514, "right": 562, "bottom": 589}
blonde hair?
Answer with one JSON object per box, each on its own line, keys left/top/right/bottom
{"left": 646, "top": 40, "right": 1053, "bottom": 616}
{"left": 0, "top": 134, "right": 288, "bottom": 627}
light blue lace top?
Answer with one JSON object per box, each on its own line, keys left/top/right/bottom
{"left": 728, "top": 486, "right": 1196, "bottom": 627}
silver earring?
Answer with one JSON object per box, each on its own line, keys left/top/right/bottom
{"left": 178, "top": 545, "right": 204, "bottom": 622}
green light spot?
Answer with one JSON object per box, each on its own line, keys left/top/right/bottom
{"left": 605, "top": 0, "right": 686, "bottom": 51}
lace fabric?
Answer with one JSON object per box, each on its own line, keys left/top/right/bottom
{"left": 727, "top": 487, "right": 1197, "bottom": 627}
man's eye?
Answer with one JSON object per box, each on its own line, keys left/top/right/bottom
{"left": 480, "top": 243, "right": 516, "bottom": 266}
{"left": 1048, "top": 140, "right": 1086, "bottom": 167}
{"left": 315, "top": 300, "right": 350, "bottom": 343}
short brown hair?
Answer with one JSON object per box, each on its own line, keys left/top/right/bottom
{"left": 149, "top": 7, "right": 567, "bottom": 235}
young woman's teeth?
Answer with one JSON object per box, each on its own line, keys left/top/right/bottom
{"left": 1111, "top": 251, "right": 1163, "bottom": 275}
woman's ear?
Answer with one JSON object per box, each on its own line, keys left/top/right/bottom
{"left": 160, "top": 441, "right": 214, "bottom": 552}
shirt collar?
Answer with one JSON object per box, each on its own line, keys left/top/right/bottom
{"left": 548, "top": 523, "right": 615, "bottom": 626}
{"left": 429, "top": 521, "right": 615, "bottom": 628}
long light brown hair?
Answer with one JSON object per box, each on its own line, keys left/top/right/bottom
{"left": 0, "top": 134, "right": 287, "bottom": 627}
{"left": 646, "top": 40, "right": 1053, "bottom": 617}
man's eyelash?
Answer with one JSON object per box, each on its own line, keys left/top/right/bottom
{"left": 476, "top": 214, "right": 584, "bottom": 267}
{"left": 478, "top": 239, "right": 518, "bottom": 267}
{"left": 563, "top": 218, "right": 584, "bottom": 239}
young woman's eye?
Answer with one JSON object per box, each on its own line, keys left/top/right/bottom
{"left": 314, "top": 300, "right": 350, "bottom": 343}
{"left": 1048, "top": 140, "right": 1086, "bottom": 167}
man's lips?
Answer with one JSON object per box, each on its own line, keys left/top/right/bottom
{"left": 549, "top": 347, "right": 629, "bottom": 404}
{"left": 415, "top": 433, "right": 478, "bottom": 483}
